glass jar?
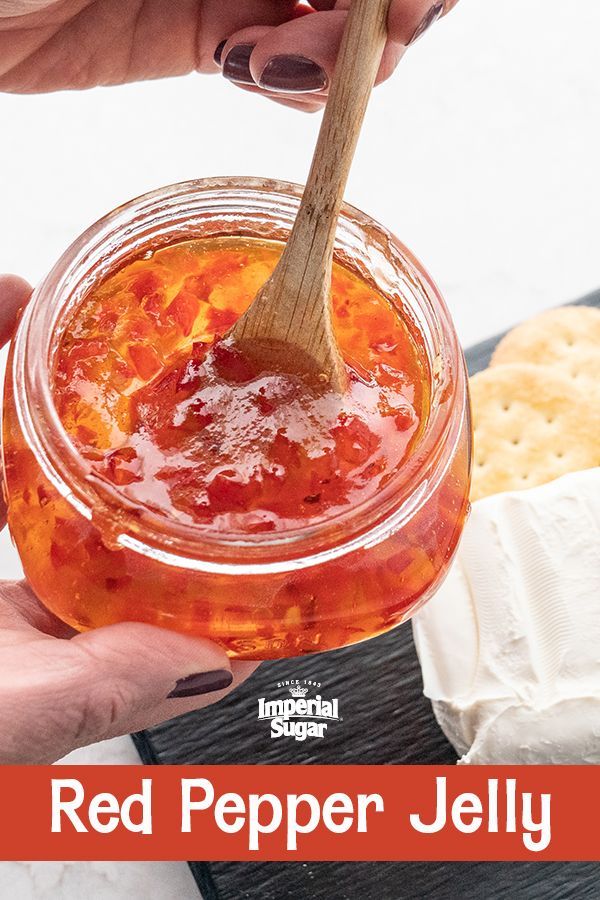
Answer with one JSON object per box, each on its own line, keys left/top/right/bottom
{"left": 2, "top": 177, "right": 471, "bottom": 660}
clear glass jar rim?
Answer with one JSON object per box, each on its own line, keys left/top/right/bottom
{"left": 12, "top": 176, "right": 468, "bottom": 573}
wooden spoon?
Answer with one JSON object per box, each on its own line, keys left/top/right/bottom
{"left": 230, "top": 0, "right": 392, "bottom": 392}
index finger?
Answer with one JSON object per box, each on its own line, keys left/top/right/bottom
{"left": 0, "top": 274, "right": 31, "bottom": 346}
{"left": 0, "top": 274, "right": 32, "bottom": 529}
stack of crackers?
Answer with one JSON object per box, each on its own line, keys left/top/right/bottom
{"left": 470, "top": 306, "right": 600, "bottom": 501}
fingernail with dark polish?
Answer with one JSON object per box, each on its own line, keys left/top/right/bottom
{"left": 222, "top": 44, "right": 256, "bottom": 85}
{"left": 258, "top": 55, "right": 328, "bottom": 94}
{"left": 408, "top": 1, "right": 444, "bottom": 45}
{"left": 168, "top": 669, "right": 233, "bottom": 699}
{"left": 214, "top": 40, "right": 227, "bottom": 66}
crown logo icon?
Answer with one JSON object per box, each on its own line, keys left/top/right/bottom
{"left": 289, "top": 686, "right": 308, "bottom": 698}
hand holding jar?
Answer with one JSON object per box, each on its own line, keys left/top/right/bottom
{"left": 0, "top": 0, "right": 466, "bottom": 764}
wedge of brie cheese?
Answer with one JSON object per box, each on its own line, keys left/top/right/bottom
{"left": 412, "top": 468, "right": 600, "bottom": 764}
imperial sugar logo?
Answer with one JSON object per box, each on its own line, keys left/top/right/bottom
{"left": 257, "top": 679, "right": 341, "bottom": 742}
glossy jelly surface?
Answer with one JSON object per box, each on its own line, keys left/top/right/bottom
{"left": 3, "top": 236, "right": 470, "bottom": 658}
{"left": 53, "top": 238, "right": 429, "bottom": 535}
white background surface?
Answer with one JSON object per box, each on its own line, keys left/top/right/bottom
{"left": 1, "top": 0, "right": 599, "bottom": 896}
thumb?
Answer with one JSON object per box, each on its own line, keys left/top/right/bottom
{"left": 71, "top": 623, "right": 243, "bottom": 736}
{"left": 1, "top": 595, "right": 257, "bottom": 762}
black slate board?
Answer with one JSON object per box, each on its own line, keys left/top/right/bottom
{"left": 132, "top": 289, "right": 600, "bottom": 900}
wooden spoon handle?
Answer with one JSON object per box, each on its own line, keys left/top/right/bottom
{"left": 229, "top": 0, "right": 392, "bottom": 391}
{"left": 281, "top": 0, "right": 393, "bottom": 278}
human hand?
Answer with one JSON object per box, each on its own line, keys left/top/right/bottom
{"left": 0, "top": 1, "right": 460, "bottom": 110}
{"left": 0, "top": 275, "right": 258, "bottom": 765}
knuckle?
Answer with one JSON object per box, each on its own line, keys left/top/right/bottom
{"left": 71, "top": 679, "right": 135, "bottom": 745}
{"left": 66, "top": 642, "right": 139, "bottom": 743}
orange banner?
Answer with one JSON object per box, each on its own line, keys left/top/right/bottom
{"left": 0, "top": 765, "right": 596, "bottom": 861}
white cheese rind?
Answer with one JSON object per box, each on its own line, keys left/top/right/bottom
{"left": 412, "top": 468, "right": 600, "bottom": 764}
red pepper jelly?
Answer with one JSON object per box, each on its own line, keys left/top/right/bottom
{"left": 3, "top": 179, "right": 471, "bottom": 659}
{"left": 53, "top": 238, "right": 429, "bottom": 536}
